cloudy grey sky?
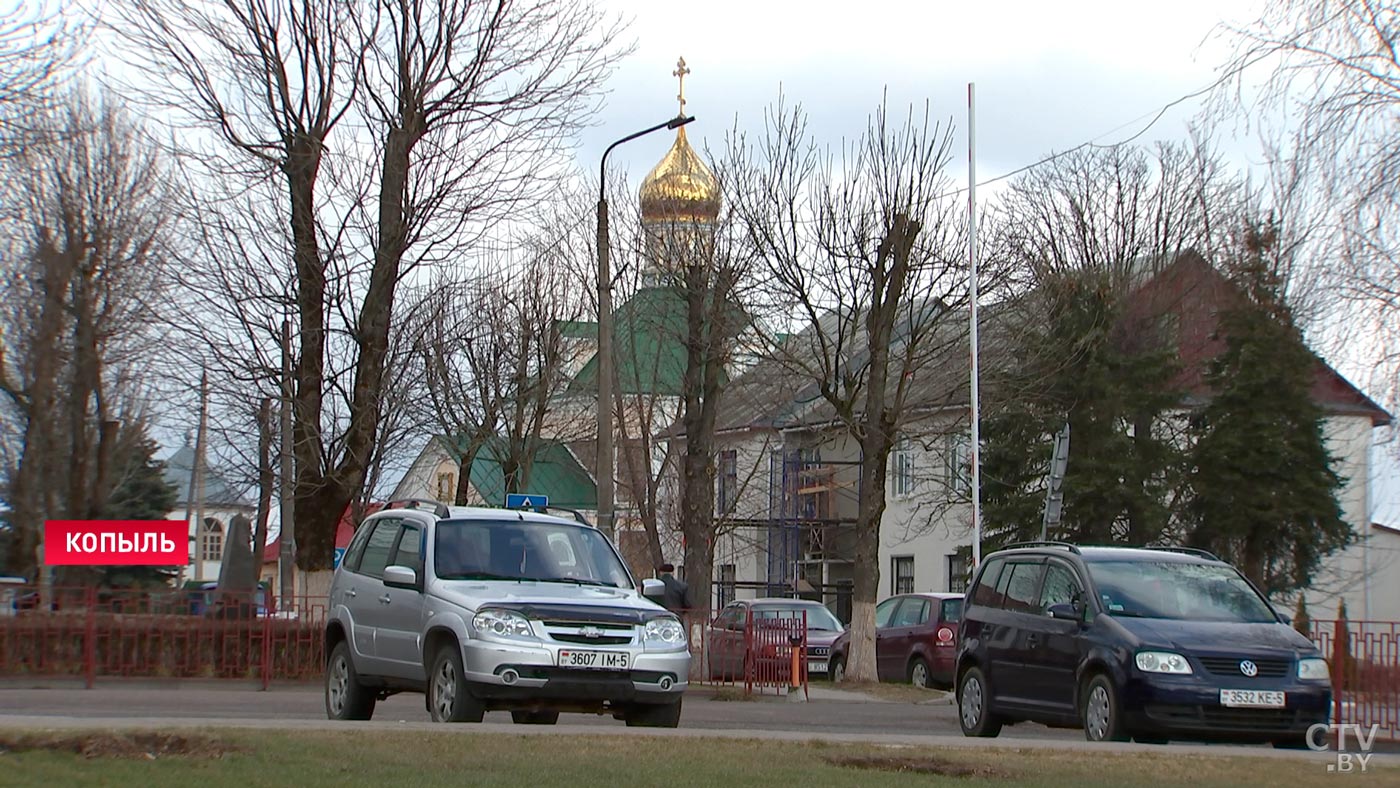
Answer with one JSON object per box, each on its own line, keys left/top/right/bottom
{"left": 577, "top": 0, "right": 1264, "bottom": 189}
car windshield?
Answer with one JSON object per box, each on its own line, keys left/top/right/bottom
{"left": 433, "top": 519, "right": 633, "bottom": 590}
{"left": 1086, "top": 561, "right": 1277, "bottom": 623}
{"left": 753, "top": 604, "right": 844, "bottom": 632}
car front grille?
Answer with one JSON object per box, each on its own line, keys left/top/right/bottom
{"left": 1197, "top": 657, "right": 1291, "bottom": 678}
{"left": 541, "top": 620, "right": 635, "bottom": 647}
{"left": 551, "top": 633, "right": 633, "bottom": 645}
{"left": 1145, "top": 704, "right": 1302, "bottom": 732}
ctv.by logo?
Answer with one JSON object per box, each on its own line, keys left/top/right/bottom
{"left": 1308, "top": 724, "right": 1380, "bottom": 773}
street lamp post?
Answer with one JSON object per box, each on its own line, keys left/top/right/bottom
{"left": 596, "top": 114, "right": 694, "bottom": 541}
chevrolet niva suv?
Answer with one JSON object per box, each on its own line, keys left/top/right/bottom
{"left": 955, "top": 543, "right": 1331, "bottom": 746}
{"left": 323, "top": 501, "right": 689, "bottom": 726}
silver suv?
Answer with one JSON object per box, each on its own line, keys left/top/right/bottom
{"left": 323, "top": 501, "right": 689, "bottom": 727}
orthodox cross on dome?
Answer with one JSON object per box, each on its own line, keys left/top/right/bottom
{"left": 673, "top": 56, "right": 690, "bottom": 116}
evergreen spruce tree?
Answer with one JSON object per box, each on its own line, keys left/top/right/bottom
{"left": 97, "top": 430, "right": 181, "bottom": 589}
{"left": 1186, "top": 223, "right": 1350, "bottom": 597}
{"left": 983, "top": 270, "right": 1182, "bottom": 549}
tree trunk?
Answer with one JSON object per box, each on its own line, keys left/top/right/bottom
{"left": 253, "top": 398, "right": 274, "bottom": 591}
{"left": 6, "top": 236, "right": 81, "bottom": 579}
{"left": 844, "top": 215, "right": 918, "bottom": 684}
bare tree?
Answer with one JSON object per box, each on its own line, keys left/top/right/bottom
{"left": 0, "top": 89, "right": 177, "bottom": 579}
{"left": 111, "top": 0, "right": 628, "bottom": 569}
{"left": 727, "top": 97, "right": 969, "bottom": 682}
{"left": 0, "top": 0, "right": 79, "bottom": 153}
{"left": 1215, "top": 0, "right": 1400, "bottom": 413}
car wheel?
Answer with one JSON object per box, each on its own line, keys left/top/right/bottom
{"left": 909, "top": 657, "right": 931, "bottom": 689}
{"left": 830, "top": 657, "right": 846, "bottom": 683}
{"left": 325, "top": 641, "right": 376, "bottom": 721}
{"left": 428, "top": 645, "right": 485, "bottom": 723}
{"left": 624, "top": 698, "right": 683, "bottom": 728}
{"left": 957, "top": 666, "right": 1002, "bottom": 737}
{"left": 1082, "top": 674, "right": 1129, "bottom": 742}
{"left": 511, "top": 710, "right": 560, "bottom": 725}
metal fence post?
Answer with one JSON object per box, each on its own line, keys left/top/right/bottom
{"left": 260, "top": 605, "right": 272, "bottom": 691}
{"left": 83, "top": 587, "right": 96, "bottom": 689}
{"left": 1332, "top": 617, "right": 1344, "bottom": 727}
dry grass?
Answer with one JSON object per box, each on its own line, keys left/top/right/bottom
{"left": 0, "top": 728, "right": 1394, "bottom": 787}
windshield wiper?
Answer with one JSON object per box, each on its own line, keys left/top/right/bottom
{"left": 437, "top": 572, "right": 529, "bottom": 582}
{"left": 1107, "top": 610, "right": 1149, "bottom": 618}
{"left": 536, "top": 576, "right": 613, "bottom": 587}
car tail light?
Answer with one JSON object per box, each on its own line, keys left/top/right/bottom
{"left": 936, "top": 627, "right": 955, "bottom": 645}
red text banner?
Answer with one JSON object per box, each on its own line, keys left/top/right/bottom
{"left": 43, "top": 521, "right": 189, "bottom": 565}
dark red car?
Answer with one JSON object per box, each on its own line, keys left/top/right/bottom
{"left": 828, "top": 592, "right": 963, "bottom": 688}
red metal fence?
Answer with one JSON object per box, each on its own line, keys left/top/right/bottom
{"left": 679, "top": 608, "right": 809, "bottom": 697}
{"left": 1311, "top": 619, "right": 1400, "bottom": 741}
{"left": 0, "top": 586, "right": 327, "bottom": 688}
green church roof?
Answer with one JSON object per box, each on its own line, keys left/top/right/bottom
{"left": 438, "top": 435, "right": 596, "bottom": 509}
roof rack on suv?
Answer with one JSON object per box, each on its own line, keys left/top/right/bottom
{"left": 1141, "top": 546, "right": 1221, "bottom": 561}
{"left": 1000, "top": 540, "right": 1081, "bottom": 554}
{"left": 385, "top": 498, "right": 451, "bottom": 519}
{"left": 515, "top": 505, "right": 595, "bottom": 527}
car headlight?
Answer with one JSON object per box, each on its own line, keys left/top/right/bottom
{"left": 472, "top": 609, "right": 535, "bottom": 640}
{"left": 643, "top": 616, "right": 687, "bottom": 649}
{"left": 1135, "top": 651, "right": 1193, "bottom": 675}
{"left": 1298, "top": 657, "right": 1331, "bottom": 681}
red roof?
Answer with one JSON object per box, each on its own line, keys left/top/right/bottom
{"left": 260, "top": 502, "right": 385, "bottom": 563}
{"left": 1126, "top": 252, "right": 1392, "bottom": 427}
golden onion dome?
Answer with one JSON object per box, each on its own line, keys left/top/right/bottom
{"left": 639, "top": 126, "right": 720, "bottom": 224}
{"left": 639, "top": 57, "right": 720, "bottom": 225}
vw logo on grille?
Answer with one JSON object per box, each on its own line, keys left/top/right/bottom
{"left": 580, "top": 626, "right": 603, "bottom": 639}
{"left": 1239, "top": 660, "right": 1259, "bottom": 677}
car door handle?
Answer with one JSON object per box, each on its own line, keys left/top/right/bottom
{"left": 379, "top": 594, "right": 392, "bottom": 605}
{"left": 345, "top": 589, "right": 356, "bottom": 598}
{"left": 1026, "top": 633, "right": 1040, "bottom": 648}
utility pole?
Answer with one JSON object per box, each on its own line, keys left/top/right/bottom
{"left": 968, "top": 82, "right": 983, "bottom": 569}
{"left": 192, "top": 369, "right": 209, "bottom": 582}
{"left": 279, "top": 319, "right": 296, "bottom": 611}
{"left": 596, "top": 110, "right": 695, "bottom": 542}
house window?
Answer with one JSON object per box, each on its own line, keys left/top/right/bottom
{"left": 892, "top": 438, "right": 915, "bottom": 497}
{"left": 718, "top": 563, "right": 736, "bottom": 608}
{"left": 717, "top": 449, "right": 738, "bottom": 513}
{"left": 947, "top": 553, "right": 968, "bottom": 594}
{"left": 944, "top": 433, "right": 971, "bottom": 499}
{"left": 201, "top": 518, "right": 224, "bottom": 562}
{"left": 436, "top": 472, "right": 454, "bottom": 502}
{"left": 892, "top": 555, "right": 914, "bottom": 595}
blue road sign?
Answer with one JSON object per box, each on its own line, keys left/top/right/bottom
{"left": 505, "top": 494, "right": 548, "bottom": 509}
{"left": 333, "top": 547, "right": 346, "bottom": 568}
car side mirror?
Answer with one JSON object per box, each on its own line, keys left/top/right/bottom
{"left": 383, "top": 565, "right": 419, "bottom": 591}
{"left": 1048, "top": 603, "right": 1079, "bottom": 620}
{"left": 641, "top": 577, "right": 665, "bottom": 601}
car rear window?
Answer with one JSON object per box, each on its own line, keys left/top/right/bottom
{"left": 1001, "top": 561, "right": 1044, "bottom": 614}
{"left": 969, "top": 559, "right": 1004, "bottom": 608}
{"left": 940, "top": 597, "right": 963, "bottom": 624}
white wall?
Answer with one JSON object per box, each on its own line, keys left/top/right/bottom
{"left": 1304, "top": 419, "right": 1400, "bottom": 622}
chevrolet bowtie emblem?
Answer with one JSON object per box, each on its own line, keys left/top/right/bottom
{"left": 580, "top": 626, "right": 603, "bottom": 639}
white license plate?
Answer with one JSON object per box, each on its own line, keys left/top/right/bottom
{"left": 558, "top": 649, "right": 630, "bottom": 670}
{"left": 1220, "top": 689, "right": 1285, "bottom": 708}
{"left": 808, "top": 660, "right": 827, "bottom": 674}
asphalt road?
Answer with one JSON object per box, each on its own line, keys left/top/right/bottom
{"left": 2, "top": 681, "right": 1396, "bottom": 767}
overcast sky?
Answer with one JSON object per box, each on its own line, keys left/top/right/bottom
{"left": 578, "top": 0, "right": 1265, "bottom": 190}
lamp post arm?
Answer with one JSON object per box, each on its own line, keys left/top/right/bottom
{"left": 598, "top": 115, "right": 695, "bottom": 203}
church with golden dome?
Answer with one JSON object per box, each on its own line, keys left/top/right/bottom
{"left": 567, "top": 56, "right": 726, "bottom": 398}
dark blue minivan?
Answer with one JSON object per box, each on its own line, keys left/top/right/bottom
{"left": 954, "top": 543, "right": 1331, "bottom": 745}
